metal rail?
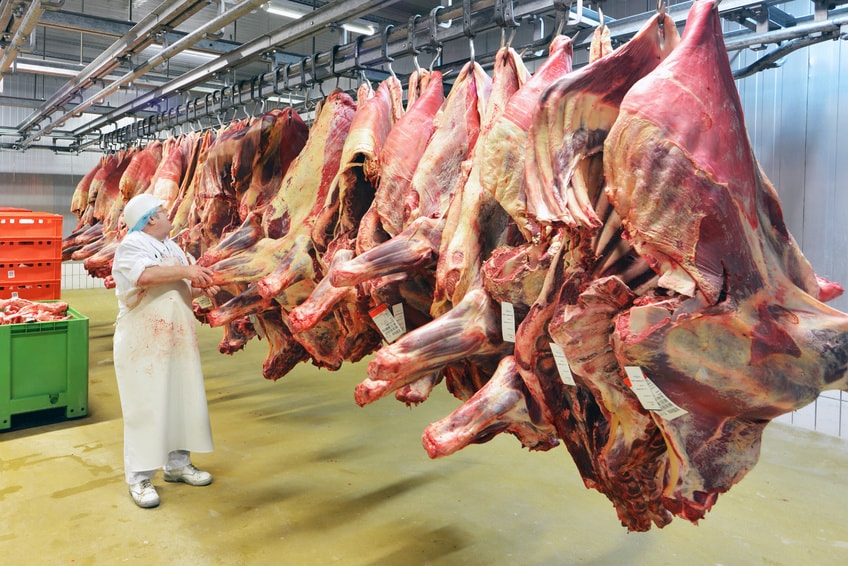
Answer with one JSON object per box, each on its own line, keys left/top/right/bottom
{"left": 25, "top": 0, "right": 848, "bottom": 152}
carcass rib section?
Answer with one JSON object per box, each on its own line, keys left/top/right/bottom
{"left": 480, "top": 35, "right": 574, "bottom": 240}
{"left": 371, "top": 72, "right": 444, "bottom": 239}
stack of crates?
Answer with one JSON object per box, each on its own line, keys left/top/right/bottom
{"left": 0, "top": 209, "right": 63, "bottom": 300}
{"left": 0, "top": 208, "right": 88, "bottom": 429}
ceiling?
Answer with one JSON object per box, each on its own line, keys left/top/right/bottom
{"left": 0, "top": 0, "right": 846, "bottom": 153}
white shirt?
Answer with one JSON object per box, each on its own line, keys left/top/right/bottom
{"left": 111, "top": 231, "right": 191, "bottom": 319}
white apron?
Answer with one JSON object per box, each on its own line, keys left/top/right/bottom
{"left": 113, "top": 271, "right": 213, "bottom": 472}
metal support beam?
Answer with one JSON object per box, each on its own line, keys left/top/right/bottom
{"left": 21, "top": 0, "right": 270, "bottom": 148}
{"left": 71, "top": 0, "right": 403, "bottom": 141}
{"left": 17, "top": 0, "right": 209, "bottom": 135}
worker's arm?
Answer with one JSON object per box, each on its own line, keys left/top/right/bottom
{"left": 137, "top": 264, "right": 215, "bottom": 289}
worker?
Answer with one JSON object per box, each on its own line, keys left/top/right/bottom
{"left": 110, "top": 193, "right": 219, "bottom": 509}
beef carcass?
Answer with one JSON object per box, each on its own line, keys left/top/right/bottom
{"left": 152, "top": 133, "right": 202, "bottom": 210}
{"left": 289, "top": 77, "right": 404, "bottom": 353}
{"left": 207, "top": 91, "right": 367, "bottom": 371}
{"left": 208, "top": 91, "right": 356, "bottom": 289}
{"left": 310, "top": 77, "right": 403, "bottom": 256}
{"left": 70, "top": 157, "right": 102, "bottom": 226}
{"left": 351, "top": 47, "right": 537, "bottom": 407}
{"left": 403, "top": 61, "right": 491, "bottom": 227}
{"left": 119, "top": 140, "right": 163, "bottom": 202}
{"left": 475, "top": 10, "right": 681, "bottom": 531}
{"left": 292, "top": 64, "right": 487, "bottom": 335}
{"left": 598, "top": 0, "right": 847, "bottom": 526}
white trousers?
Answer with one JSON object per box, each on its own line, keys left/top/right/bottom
{"left": 125, "top": 449, "right": 191, "bottom": 484}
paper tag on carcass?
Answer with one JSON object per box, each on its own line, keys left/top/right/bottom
{"left": 391, "top": 303, "right": 406, "bottom": 334}
{"left": 7, "top": 269, "right": 14, "bottom": 278}
{"left": 369, "top": 303, "right": 404, "bottom": 343}
{"left": 623, "top": 367, "right": 662, "bottom": 410}
{"left": 501, "top": 302, "right": 516, "bottom": 343}
{"left": 644, "top": 377, "right": 688, "bottom": 420}
{"left": 624, "top": 366, "right": 688, "bottom": 420}
{"left": 549, "top": 343, "right": 576, "bottom": 386}
{"left": 11, "top": 291, "right": 18, "bottom": 299}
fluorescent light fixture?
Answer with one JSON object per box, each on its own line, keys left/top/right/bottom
{"left": 265, "top": 5, "right": 303, "bottom": 19}
{"left": 181, "top": 49, "right": 218, "bottom": 61}
{"left": 265, "top": 4, "right": 374, "bottom": 36}
{"left": 15, "top": 62, "right": 81, "bottom": 78}
{"left": 340, "top": 22, "right": 375, "bottom": 36}
{"left": 146, "top": 44, "right": 218, "bottom": 62}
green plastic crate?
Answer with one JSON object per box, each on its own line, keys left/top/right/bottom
{"left": 0, "top": 305, "right": 89, "bottom": 430}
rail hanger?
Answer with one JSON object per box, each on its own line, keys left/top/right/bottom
{"left": 87, "top": 0, "right": 848, "bottom": 151}
{"left": 87, "top": 0, "right": 593, "bottom": 150}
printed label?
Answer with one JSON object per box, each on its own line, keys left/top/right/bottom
{"left": 501, "top": 302, "right": 516, "bottom": 343}
{"left": 391, "top": 303, "right": 406, "bottom": 334}
{"left": 644, "top": 378, "right": 689, "bottom": 420}
{"left": 549, "top": 343, "right": 576, "bottom": 386}
{"left": 369, "top": 303, "right": 404, "bottom": 343}
{"left": 624, "top": 366, "right": 688, "bottom": 420}
{"left": 7, "top": 270, "right": 14, "bottom": 278}
{"left": 624, "top": 366, "right": 661, "bottom": 410}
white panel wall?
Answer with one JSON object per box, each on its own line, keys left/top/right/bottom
{"left": 732, "top": 4, "right": 848, "bottom": 437}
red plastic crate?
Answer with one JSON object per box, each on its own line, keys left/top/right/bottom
{"left": 0, "top": 280, "right": 61, "bottom": 300}
{"left": 0, "top": 238, "right": 62, "bottom": 262}
{"left": 0, "top": 261, "right": 62, "bottom": 284}
{"left": 0, "top": 211, "right": 62, "bottom": 238}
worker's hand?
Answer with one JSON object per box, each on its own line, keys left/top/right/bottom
{"left": 200, "top": 285, "right": 221, "bottom": 297}
{"left": 186, "top": 264, "right": 215, "bottom": 288}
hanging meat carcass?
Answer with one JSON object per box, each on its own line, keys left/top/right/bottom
{"left": 205, "top": 91, "right": 366, "bottom": 375}
{"left": 597, "top": 0, "right": 847, "bottom": 527}
{"left": 472, "top": 10, "right": 682, "bottom": 532}
{"left": 287, "top": 77, "right": 405, "bottom": 360}
{"left": 293, "top": 59, "right": 492, "bottom": 343}
{"left": 238, "top": 108, "right": 309, "bottom": 222}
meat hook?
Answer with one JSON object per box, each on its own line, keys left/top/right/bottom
{"left": 382, "top": 24, "right": 396, "bottom": 79}
{"left": 330, "top": 44, "right": 343, "bottom": 90}
{"left": 354, "top": 34, "right": 365, "bottom": 70}
{"left": 495, "top": 0, "right": 519, "bottom": 48}
{"left": 552, "top": 0, "right": 574, "bottom": 39}
{"left": 656, "top": 1, "right": 668, "bottom": 34}
{"left": 407, "top": 14, "right": 422, "bottom": 72}
{"left": 310, "top": 52, "right": 326, "bottom": 99}
{"left": 462, "top": 0, "right": 475, "bottom": 63}
{"left": 427, "top": 45, "right": 442, "bottom": 72}
{"left": 428, "top": 5, "right": 445, "bottom": 53}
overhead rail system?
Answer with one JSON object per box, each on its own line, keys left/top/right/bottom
{"left": 0, "top": 0, "right": 846, "bottom": 152}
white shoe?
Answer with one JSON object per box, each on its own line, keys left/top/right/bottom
{"left": 129, "top": 480, "right": 160, "bottom": 508}
{"left": 163, "top": 464, "right": 213, "bottom": 486}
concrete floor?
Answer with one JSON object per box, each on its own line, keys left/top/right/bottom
{"left": 1, "top": 288, "right": 847, "bottom": 565}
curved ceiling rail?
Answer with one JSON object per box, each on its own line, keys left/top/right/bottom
{"left": 0, "top": 0, "right": 65, "bottom": 75}
{"left": 16, "top": 0, "right": 210, "bottom": 137}
{"left": 87, "top": 0, "right": 848, "bottom": 152}
{"left": 6, "top": 0, "right": 844, "bottom": 152}
{"left": 83, "top": 0, "right": 596, "bottom": 150}
{"left": 18, "top": 0, "right": 269, "bottom": 150}
{"left": 68, "top": 0, "right": 404, "bottom": 150}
